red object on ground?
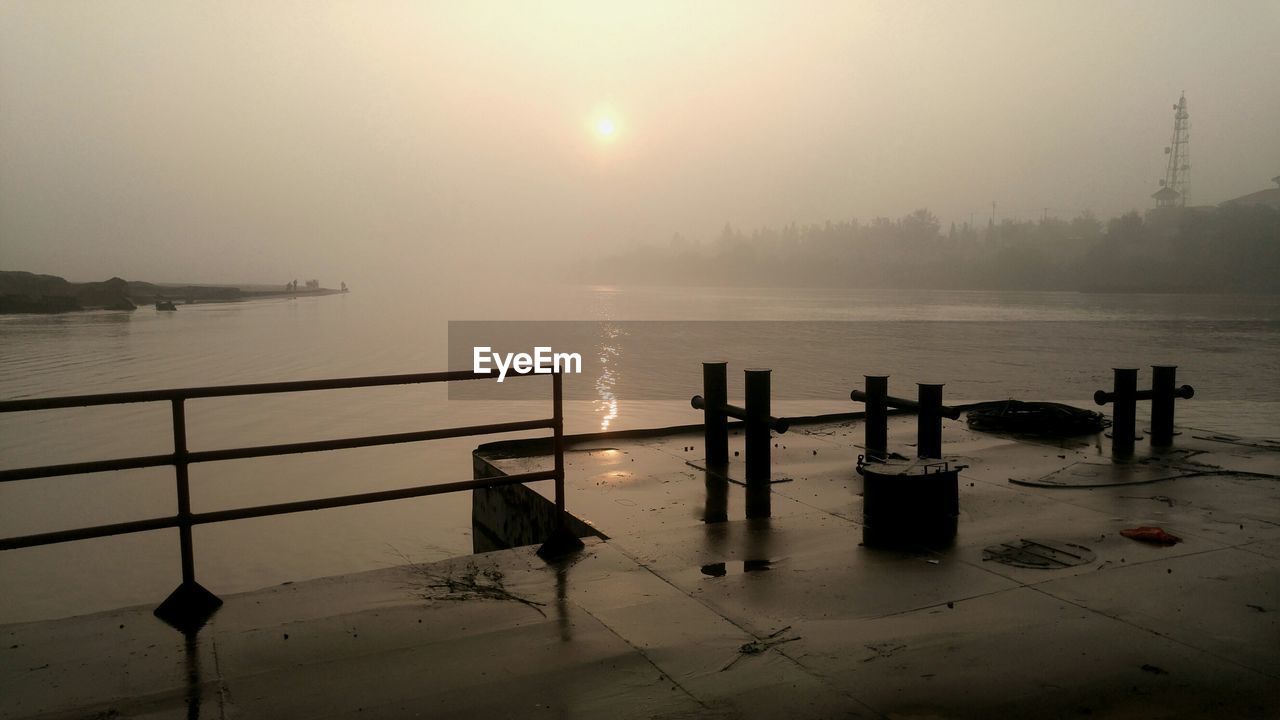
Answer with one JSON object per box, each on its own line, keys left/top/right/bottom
{"left": 1120, "top": 526, "right": 1182, "bottom": 545}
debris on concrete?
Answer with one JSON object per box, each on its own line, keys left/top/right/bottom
{"left": 721, "top": 626, "right": 800, "bottom": 671}
{"left": 1119, "top": 527, "right": 1182, "bottom": 546}
{"left": 982, "top": 539, "right": 1096, "bottom": 569}
{"left": 400, "top": 555, "right": 546, "bottom": 616}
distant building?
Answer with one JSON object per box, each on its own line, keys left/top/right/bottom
{"left": 1221, "top": 176, "right": 1280, "bottom": 209}
{"left": 1151, "top": 186, "right": 1182, "bottom": 208}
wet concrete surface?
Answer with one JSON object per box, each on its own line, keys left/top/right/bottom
{"left": 3, "top": 416, "right": 1278, "bottom": 718}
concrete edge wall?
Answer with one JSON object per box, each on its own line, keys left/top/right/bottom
{"left": 470, "top": 452, "right": 605, "bottom": 554}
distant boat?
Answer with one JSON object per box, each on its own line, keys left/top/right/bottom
{"left": 156, "top": 300, "right": 177, "bottom": 311}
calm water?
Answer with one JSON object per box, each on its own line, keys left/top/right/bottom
{"left": 2, "top": 284, "right": 1278, "bottom": 623}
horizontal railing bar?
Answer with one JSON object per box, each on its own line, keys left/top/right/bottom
{"left": 0, "top": 453, "right": 176, "bottom": 483}
{"left": 0, "top": 369, "right": 546, "bottom": 413}
{"left": 0, "top": 515, "right": 180, "bottom": 550}
{"left": 0, "top": 420, "right": 554, "bottom": 482}
{"left": 186, "top": 419, "right": 556, "bottom": 463}
{"left": 188, "top": 470, "right": 559, "bottom": 525}
{"left": 0, "top": 470, "right": 559, "bottom": 551}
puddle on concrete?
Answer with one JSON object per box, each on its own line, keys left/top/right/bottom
{"left": 577, "top": 447, "right": 623, "bottom": 456}
{"left": 700, "top": 560, "right": 774, "bottom": 577}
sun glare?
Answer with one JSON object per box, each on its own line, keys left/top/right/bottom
{"left": 597, "top": 118, "right": 616, "bottom": 136}
{"left": 592, "top": 112, "right": 619, "bottom": 142}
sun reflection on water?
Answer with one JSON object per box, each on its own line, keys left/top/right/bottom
{"left": 595, "top": 322, "right": 623, "bottom": 431}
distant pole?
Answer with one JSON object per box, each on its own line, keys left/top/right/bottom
{"left": 991, "top": 201, "right": 996, "bottom": 224}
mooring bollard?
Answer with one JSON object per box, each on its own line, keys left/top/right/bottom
{"left": 701, "top": 362, "right": 729, "bottom": 467}
{"left": 1094, "top": 366, "right": 1193, "bottom": 453}
{"left": 851, "top": 377, "right": 960, "bottom": 460}
{"left": 1095, "top": 368, "right": 1139, "bottom": 455}
{"left": 745, "top": 369, "right": 771, "bottom": 487}
{"left": 863, "top": 375, "right": 888, "bottom": 460}
{"left": 690, "top": 365, "right": 789, "bottom": 518}
{"left": 1150, "top": 365, "right": 1194, "bottom": 447}
{"left": 917, "top": 383, "right": 945, "bottom": 459}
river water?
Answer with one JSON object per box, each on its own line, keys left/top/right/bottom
{"left": 2, "top": 283, "right": 1278, "bottom": 623}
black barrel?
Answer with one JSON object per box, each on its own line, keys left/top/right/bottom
{"left": 859, "top": 458, "right": 959, "bottom": 550}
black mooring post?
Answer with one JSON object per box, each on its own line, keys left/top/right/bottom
{"left": 744, "top": 369, "right": 771, "bottom": 486}
{"left": 917, "top": 383, "right": 944, "bottom": 459}
{"left": 1110, "top": 368, "right": 1138, "bottom": 456}
{"left": 865, "top": 375, "right": 888, "bottom": 461}
{"left": 703, "top": 469, "right": 729, "bottom": 523}
{"left": 744, "top": 369, "right": 772, "bottom": 519}
{"left": 703, "top": 362, "right": 729, "bottom": 467}
{"left": 1150, "top": 365, "right": 1176, "bottom": 447}
{"left": 745, "top": 480, "right": 772, "bottom": 521}
{"left": 1149, "top": 364, "right": 1196, "bottom": 447}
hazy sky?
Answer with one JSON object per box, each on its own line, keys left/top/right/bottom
{"left": 2, "top": 1, "right": 1277, "bottom": 285}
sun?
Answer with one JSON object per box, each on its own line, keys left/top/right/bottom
{"left": 590, "top": 109, "right": 621, "bottom": 143}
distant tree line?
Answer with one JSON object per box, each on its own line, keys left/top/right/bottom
{"left": 585, "top": 203, "right": 1280, "bottom": 293}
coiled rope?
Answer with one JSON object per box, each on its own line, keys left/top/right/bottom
{"left": 965, "top": 400, "right": 1111, "bottom": 437}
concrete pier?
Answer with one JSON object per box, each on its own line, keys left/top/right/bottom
{"left": 3, "top": 415, "right": 1279, "bottom": 718}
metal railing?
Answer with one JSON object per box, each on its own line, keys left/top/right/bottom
{"left": 0, "top": 369, "right": 572, "bottom": 628}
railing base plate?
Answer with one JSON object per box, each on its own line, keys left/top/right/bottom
{"left": 536, "top": 527, "right": 585, "bottom": 560}
{"left": 154, "top": 581, "right": 223, "bottom": 634}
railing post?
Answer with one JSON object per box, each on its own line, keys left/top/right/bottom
{"left": 537, "top": 371, "right": 584, "bottom": 559}
{"left": 1110, "top": 368, "right": 1138, "bottom": 457}
{"left": 173, "top": 398, "right": 195, "bottom": 587}
{"left": 744, "top": 368, "right": 772, "bottom": 519}
{"left": 553, "top": 371, "right": 566, "bottom": 520}
{"left": 917, "top": 383, "right": 944, "bottom": 459}
{"left": 703, "top": 362, "right": 729, "bottom": 468}
{"left": 153, "top": 397, "right": 222, "bottom": 633}
{"left": 865, "top": 375, "right": 889, "bottom": 461}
